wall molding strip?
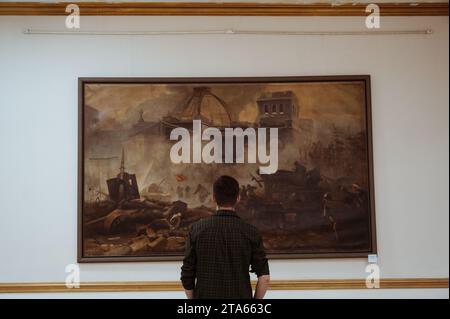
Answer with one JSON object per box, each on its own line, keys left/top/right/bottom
{"left": 0, "top": 278, "right": 448, "bottom": 293}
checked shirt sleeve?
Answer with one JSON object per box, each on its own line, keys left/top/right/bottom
{"left": 180, "top": 230, "right": 197, "bottom": 290}
{"left": 250, "top": 232, "right": 270, "bottom": 277}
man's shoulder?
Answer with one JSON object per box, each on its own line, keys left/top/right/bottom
{"left": 189, "top": 215, "right": 214, "bottom": 232}
{"left": 239, "top": 219, "right": 262, "bottom": 237}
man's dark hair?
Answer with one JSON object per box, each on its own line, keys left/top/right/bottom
{"left": 213, "top": 175, "right": 240, "bottom": 207}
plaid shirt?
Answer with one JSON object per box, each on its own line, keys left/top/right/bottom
{"left": 180, "top": 209, "right": 270, "bottom": 299}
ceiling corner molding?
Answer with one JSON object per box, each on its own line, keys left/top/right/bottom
{"left": 0, "top": 2, "right": 448, "bottom": 16}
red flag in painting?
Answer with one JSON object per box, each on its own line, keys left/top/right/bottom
{"left": 175, "top": 174, "right": 187, "bottom": 182}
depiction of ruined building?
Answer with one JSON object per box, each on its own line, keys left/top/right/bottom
{"left": 257, "top": 91, "right": 300, "bottom": 128}
{"left": 256, "top": 91, "right": 313, "bottom": 158}
{"left": 161, "top": 87, "right": 237, "bottom": 135}
{"left": 106, "top": 149, "right": 140, "bottom": 203}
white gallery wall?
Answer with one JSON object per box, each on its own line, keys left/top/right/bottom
{"left": 0, "top": 15, "right": 448, "bottom": 298}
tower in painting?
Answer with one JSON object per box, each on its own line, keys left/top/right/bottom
{"left": 256, "top": 91, "right": 313, "bottom": 161}
{"left": 256, "top": 91, "right": 300, "bottom": 129}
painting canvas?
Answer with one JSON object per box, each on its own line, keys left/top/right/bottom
{"left": 78, "top": 76, "right": 376, "bottom": 262}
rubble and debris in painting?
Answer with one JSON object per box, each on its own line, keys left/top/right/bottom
{"left": 84, "top": 149, "right": 212, "bottom": 256}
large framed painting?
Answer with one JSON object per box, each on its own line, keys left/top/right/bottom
{"left": 78, "top": 76, "right": 376, "bottom": 262}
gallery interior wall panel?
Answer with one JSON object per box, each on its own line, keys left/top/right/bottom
{"left": 0, "top": 15, "right": 448, "bottom": 297}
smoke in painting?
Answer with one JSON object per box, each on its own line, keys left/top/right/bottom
{"left": 79, "top": 77, "right": 376, "bottom": 261}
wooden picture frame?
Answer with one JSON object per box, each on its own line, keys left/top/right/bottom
{"left": 78, "top": 75, "right": 376, "bottom": 262}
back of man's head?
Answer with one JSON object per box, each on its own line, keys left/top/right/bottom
{"left": 213, "top": 175, "right": 239, "bottom": 207}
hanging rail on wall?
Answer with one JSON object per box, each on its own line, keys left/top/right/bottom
{"left": 23, "top": 28, "right": 433, "bottom": 36}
